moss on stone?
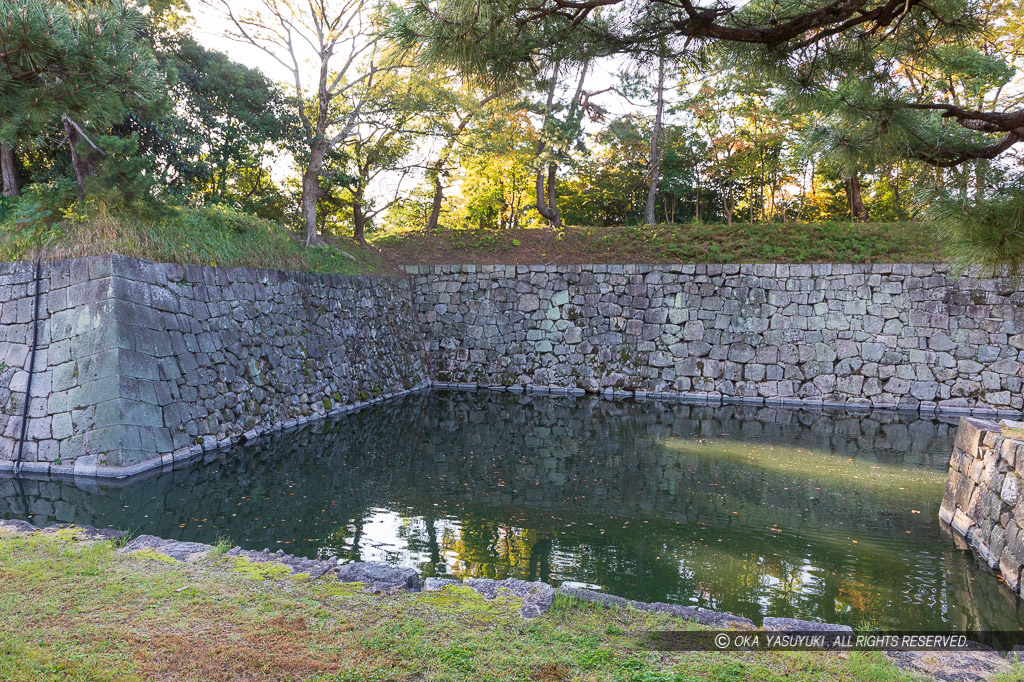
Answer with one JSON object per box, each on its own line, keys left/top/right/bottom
{"left": 229, "top": 557, "right": 294, "bottom": 581}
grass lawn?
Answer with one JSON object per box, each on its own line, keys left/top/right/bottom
{"left": 0, "top": 530, "right": 936, "bottom": 682}
{"left": 371, "top": 222, "right": 945, "bottom": 265}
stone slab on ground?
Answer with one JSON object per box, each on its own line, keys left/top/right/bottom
{"left": 464, "top": 578, "right": 556, "bottom": 619}
{"left": 119, "top": 534, "right": 213, "bottom": 562}
{"left": 225, "top": 547, "right": 338, "bottom": 579}
{"left": 423, "top": 577, "right": 461, "bottom": 591}
{"left": 0, "top": 519, "right": 124, "bottom": 542}
{"left": 0, "top": 519, "right": 39, "bottom": 535}
{"left": 558, "top": 585, "right": 754, "bottom": 629}
{"left": 886, "top": 650, "right": 1011, "bottom": 682}
{"left": 763, "top": 617, "right": 853, "bottom": 633}
{"left": 334, "top": 561, "right": 422, "bottom": 592}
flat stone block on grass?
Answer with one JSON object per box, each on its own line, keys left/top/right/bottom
{"left": 120, "top": 534, "right": 212, "bottom": 561}
{"left": 335, "top": 561, "right": 421, "bottom": 592}
{"left": 464, "top": 578, "right": 556, "bottom": 619}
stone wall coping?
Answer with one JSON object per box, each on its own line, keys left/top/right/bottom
{"left": 0, "top": 253, "right": 412, "bottom": 285}
{"left": 398, "top": 262, "right": 994, "bottom": 277}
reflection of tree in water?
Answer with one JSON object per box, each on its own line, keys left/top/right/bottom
{"left": 405, "top": 517, "right": 444, "bottom": 576}
{"left": 2, "top": 390, "right": 1020, "bottom": 630}
{"left": 440, "top": 519, "right": 549, "bottom": 581}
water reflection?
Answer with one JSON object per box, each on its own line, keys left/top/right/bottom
{"left": 2, "top": 391, "right": 1021, "bottom": 630}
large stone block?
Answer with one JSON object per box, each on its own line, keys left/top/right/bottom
{"left": 955, "top": 417, "right": 996, "bottom": 458}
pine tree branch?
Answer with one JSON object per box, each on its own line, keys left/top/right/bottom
{"left": 916, "top": 128, "right": 1024, "bottom": 168}
{"left": 905, "top": 103, "right": 1024, "bottom": 134}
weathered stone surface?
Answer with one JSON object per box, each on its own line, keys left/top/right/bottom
{"left": 226, "top": 547, "right": 338, "bottom": 578}
{"left": 39, "top": 523, "right": 125, "bottom": 542}
{"left": 464, "top": 578, "right": 556, "bottom": 619}
{"left": 120, "top": 534, "right": 213, "bottom": 561}
{"left": 762, "top": 617, "right": 853, "bottom": 633}
{"left": 557, "top": 585, "right": 754, "bottom": 628}
{"left": 0, "top": 519, "right": 124, "bottom": 542}
{"left": 886, "top": 649, "right": 1010, "bottom": 682}
{"left": 423, "top": 577, "right": 461, "bottom": 591}
{"left": 335, "top": 561, "right": 422, "bottom": 592}
{"left": 0, "top": 519, "right": 37, "bottom": 534}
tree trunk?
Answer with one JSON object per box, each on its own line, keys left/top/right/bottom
{"left": 645, "top": 51, "right": 666, "bottom": 226}
{"left": 694, "top": 175, "right": 701, "bottom": 223}
{"left": 546, "top": 163, "right": 560, "bottom": 228}
{"left": 536, "top": 170, "right": 555, "bottom": 223}
{"left": 353, "top": 190, "right": 368, "bottom": 244}
{"left": 845, "top": 175, "right": 868, "bottom": 221}
{"left": 426, "top": 165, "right": 444, "bottom": 231}
{"left": 301, "top": 141, "right": 328, "bottom": 247}
{"left": 536, "top": 164, "right": 561, "bottom": 228}
{"left": 63, "top": 116, "right": 97, "bottom": 194}
{"left": 534, "top": 59, "right": 561, "bottom": 226}
{"left": 1, "top": 142, "right": 18, "bottom": 197}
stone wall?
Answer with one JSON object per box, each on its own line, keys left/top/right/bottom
{"left": 940, "top": 417, "right": 1024, "bottom": 593}
{"left": 0, "top": 255, "right": 430, "bottom": 477}
{"left": 405, "top": 263, "right": 1024, "bottom": 415}
{"left": 3, "top": 257, "right": 1023, "bottom": 478}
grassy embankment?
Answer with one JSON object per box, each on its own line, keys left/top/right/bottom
{"left": 371, "top": 222, "right": 944, "bottom": 265}
{"left": 0, "top": 529, "right": 935, "bottom": 682}
{"left": 0, "top": 199, "right": 389, "bottom": 276}
{"left": 0, "top": 190, "right": 942, "bottom": 273}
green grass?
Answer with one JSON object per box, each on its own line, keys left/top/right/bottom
{"left": 371, "top": 221, "right": 944, "bottom": 265}
{"left": 0, "top": 195, "right": 389, "bottom": 276}
{"left": 0, "top": 531, "right": 930, "bottom": 681}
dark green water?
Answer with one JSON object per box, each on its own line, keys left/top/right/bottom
{"left": 2, "top": 391, "right": 1021, "bottom": 631}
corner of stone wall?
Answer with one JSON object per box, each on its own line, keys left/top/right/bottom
{"left": 942, "top": 417, "right": 1024, "bottom": 592}
{"left": 0, "top": 255, "right": 149, "bottom": 470}
{"left": 2, "top": 255, "right": 433, "bottom": 477}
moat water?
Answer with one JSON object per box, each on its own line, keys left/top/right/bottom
{"left": 3, "top": 391, "right": 1021, "bottom": 631}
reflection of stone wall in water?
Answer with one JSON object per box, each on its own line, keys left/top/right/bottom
{"left": 941, "top": 417, "right": 1024, "bottom": 592}
{"left": 0, "top": 255, "right": 430, "bottom": 476}
{"left": 4, "top": 392, "right": 956, "bottom": 534}
{"left": 405, "top": 264, "right": 1024, "bottom": 415}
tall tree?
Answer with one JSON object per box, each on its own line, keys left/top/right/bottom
{"left": 213, "top": 0, "right": 379, "bottom": 246}
{"left": 423, "top": 88, "right": 503, "bottom": 232}
{"left": 645, "top": 47, "right": 666, "bottom": 226}
{"left": 533, "top": 58, "right": 593, "bottom": 228}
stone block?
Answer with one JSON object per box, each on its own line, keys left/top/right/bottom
{"left": 954, "top": 418, "right": 996, "bottom": 458}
